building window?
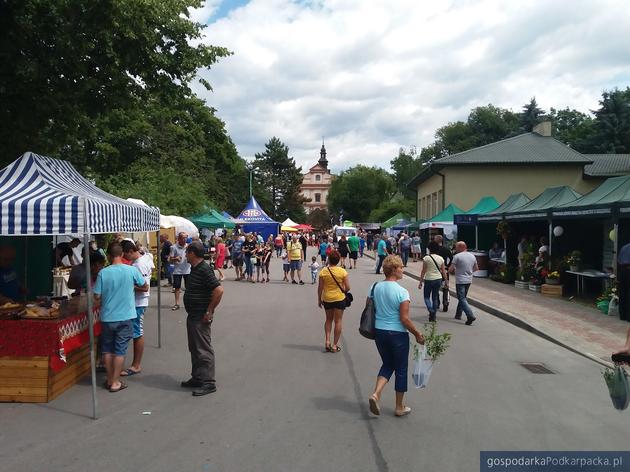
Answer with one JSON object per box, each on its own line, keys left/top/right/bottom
{"left": 315, "top": 174, "right": 321, "bottom": 182}
{"left": 315, "top": 193, "right": 321, "bottom": 203}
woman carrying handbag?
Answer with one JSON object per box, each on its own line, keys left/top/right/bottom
{"left": 317, "top": 250, "right": 351, "bottom": 353}
{"left": 418, "top": 241, "right": 448, "bottom": 322}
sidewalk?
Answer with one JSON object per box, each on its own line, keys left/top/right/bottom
{"left": 365, "top": 252, "right": 628, "bottom": 367}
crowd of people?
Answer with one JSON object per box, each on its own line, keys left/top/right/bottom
{"left": 25, "top": 226, "right": 628, "bottom": 416}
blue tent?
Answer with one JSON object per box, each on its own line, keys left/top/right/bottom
{"left": 234, "top": 196, "right": 279, "bottom": 240}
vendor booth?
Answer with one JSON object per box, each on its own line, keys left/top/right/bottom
{"left": 0, "top": 152, "right": 160, "bottom": 417}
{"left": 454, "top": 196, "right": 500, "bottom": 251}
{"left": 234, "top": 196, "right": 279, "bottom": 240}
{"left": 420, "top": 204, "right": 463, "bottom": 248}
{"left": 190, "top": 209, "right": 236, "bottom": 230}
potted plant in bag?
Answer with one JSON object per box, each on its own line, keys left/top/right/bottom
{"left": 412, "top": 322, "right": 451, "bottom": 389}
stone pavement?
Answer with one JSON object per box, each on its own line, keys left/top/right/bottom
{"left": 366, "top": 252, "right": 628, "bottom": 367}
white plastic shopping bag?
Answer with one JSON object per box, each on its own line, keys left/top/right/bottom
{"left": 412, "top": 345, "right": 434, "bottom": 389}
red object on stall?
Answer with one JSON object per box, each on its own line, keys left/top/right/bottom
{"left": 0, "top": 311, "right": 101, "bottom": 371}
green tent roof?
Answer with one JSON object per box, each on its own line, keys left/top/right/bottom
{"left": 427, "top": 203, "right": 464, "bottom": 223}
{"left": 506, "top": 186, "right": 582, "bottom": 220}
{"left": 190, "top": 209, "right": 236, "bottom": 229}
{"left": 463, "top": 196, "right": 500, "bottom": 215}
{"left": 479, "top": 193, "right": 531, "bottom": 222}
{"left": 382, "top": 212, "right": 411, "bottom": 229}
{"left": 553, "top": 175, "right": 630, "bottom": 218}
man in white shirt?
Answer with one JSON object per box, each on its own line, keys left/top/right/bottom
{"left": 449, "top": 241, "right": 478, "bottom": 325}
{"left": 121, "top": 241, "right": 154, "bottom": 376}
{"left": 170, "top": 232, "right": 191, "bottom": 310}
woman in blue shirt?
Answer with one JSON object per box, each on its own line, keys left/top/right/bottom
{"left": 368, "top": 255, "right": 424, "bottom": 417}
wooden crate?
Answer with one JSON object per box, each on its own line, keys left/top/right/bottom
{"left": 0, "top": 345, "right": 92, "bottom": 403}
{"left": 541, "top": 283, "right": 563, "bottom": 298}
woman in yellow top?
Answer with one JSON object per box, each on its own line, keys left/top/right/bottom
{"left": 318, "top": 250, "right": 351, "bottom": 352}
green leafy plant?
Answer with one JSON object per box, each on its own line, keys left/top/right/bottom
{"left": 565, "top": 250, "right": 582, "bottom": 267}
{"left": 496, "top": 220, "right": 511, "bottom": 239}
{"left": 412, "top": 322, "right": 452, "bottom": 360}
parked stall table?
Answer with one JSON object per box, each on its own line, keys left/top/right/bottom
{"left": 566, "top": 270, "right": 614, "bottom": 296}
{"left": 0, "top": 297, "right": 100, "bottom": 403}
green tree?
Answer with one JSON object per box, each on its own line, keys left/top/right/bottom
{"left": 368, "top": 197, "right": 415, "bottom": 223}
{"left": 327, "top": 165, "right": 395, "bottom": 221}
{"left": 590, "top": 87, "right": 630, "bottom": 153}
{"left": 0, "top": 0, "right": 231, "bottom": 166}
{"left": 252, "top": 137, "right": 306, "bottom": 221}
{"left": 306, "top": 208, "right": 332, "bottom": 229}
{"left": 467, "top": 105, "right": 520, "bottom": 144}
{"left": 434, "top": 121, "right": 477, "bottom": 155}
{"left": 519, "top": 97, "right": 546, "bottom": 132}
{"left": 390, "top": 147, "right": 425, "bottom": 198}
{"left": 549, "top": 107, "right": 596, "bottom": 152}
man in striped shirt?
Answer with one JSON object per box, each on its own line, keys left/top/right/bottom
{"left": 181, "top": 242, "right": 224, "bottom": 396}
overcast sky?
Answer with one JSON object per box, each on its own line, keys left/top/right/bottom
{"left": 190, "top": 0, "right": 630, "bottom": 173}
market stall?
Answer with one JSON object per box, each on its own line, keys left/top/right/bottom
{"left": 234, "top": 196, "right": 279, "bottom": 240}
{"left": 0, "top": 152, "right": 160, "bottom": 417}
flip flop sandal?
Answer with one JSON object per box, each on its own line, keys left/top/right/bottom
{"left": 325, "top": 345, "right": 332, "bottom": 352}
{"left": 103, "top": 380, "right": 111, "bottom": 389}
{"left": 120, "top": 368, "right": 141, "bottom": 377}
{"left": 171, "top": 305, "right": 180, "bottom": 311}
{"left": 332, "top": 346, "right": 342, "bottom": 353}
{"left": 109, "top": 381, "right": 128, "bottom": 393}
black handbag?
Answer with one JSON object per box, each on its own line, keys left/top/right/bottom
{"left": 327, "top": 267, "right": 353, "bottom": 307}
{"left": 359, "top": 282, "right": 378, "bottom": 339}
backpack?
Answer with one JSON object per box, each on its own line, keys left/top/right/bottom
{"left": 326, "top": 244, "right": 332, "bottom": 256}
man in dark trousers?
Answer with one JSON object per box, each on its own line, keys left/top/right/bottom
{"left": 181, "top": 242, "right": 224, "bottom": 396}
{"left": 159, "top": 234, "right": 173, "bottom": 286}
{"left": 299, "top": 233, "right": 308, "bottom": 261}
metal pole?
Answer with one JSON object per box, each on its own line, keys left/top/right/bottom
{"left": 548, "top": 220, "right": 553, "bottom": 269}
{"left": 614, "top": 222, "right": 619, "bottom": 277}
{"left": 249, "top": 169, "right": 252, "bottom": 199}
{"left": 475, "top": 225, "right": 479, "bottom": 250}
{"left": 82, "top": 201, "right": 98, "bottom": 419}
{"left": 156, "top": 230, "right": 162, "bottom": 348}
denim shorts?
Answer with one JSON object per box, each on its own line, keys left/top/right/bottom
{"left": 133, "top": 307, "right": 146, "bottom": 339}
{"left": 290, "top": 260, "right": 302, "bottom": 271}
{"left": 101, "top": 320, "right": 133, "bottom": 356}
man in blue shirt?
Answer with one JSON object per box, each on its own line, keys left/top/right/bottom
{"left": 376, "top": 235, "right": 388, "bottom": 274}
{"left": 94, "top": 242, "right": 148, "bottom": 392}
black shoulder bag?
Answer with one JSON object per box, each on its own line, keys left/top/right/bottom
{"left": 327, "top": 267, "right": 353, "bottom": 307}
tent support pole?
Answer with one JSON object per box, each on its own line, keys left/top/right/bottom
{"left": 83, "top": 227, "right": 98, "bottom": 420}
{"left": 156, "top": 230, "right": 162, "bottom": 348}
{"left": 475, "top": 225, "right": 478, "bottom": 250}
{"left": 614, "top": 221, "right": 619, "bottom": 278}
{"left": 548, "top": 220, "right": 553, "bottom": 270}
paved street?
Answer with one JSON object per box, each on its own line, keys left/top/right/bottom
{"left": 1, "top": 251, "right": 628, "bottom": 472}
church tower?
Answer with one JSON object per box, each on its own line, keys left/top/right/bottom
{"left": 299, "top": 141, "right": 334, "bottom": 214}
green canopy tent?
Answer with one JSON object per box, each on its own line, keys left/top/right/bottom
{"left": 382, "top": 212, "right": 411, "bottom": 229}
{"left": 454, "top": 196, "right": 500, "bottom": 249}
{"left": 190, "top": 209, "right": 236, "bottom": 230}
{"left": 552, "top": 176, "right": 630, "bottom": 274}
{"left": 419, "top": 204, "right": 464, "bottom": 246}
{"left": 478, "top": 193, "right": 531, "bottom": 223}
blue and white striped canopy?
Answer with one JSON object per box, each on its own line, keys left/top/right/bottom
{"left": 0, "top": 152, "right": 160, "bottom": 235}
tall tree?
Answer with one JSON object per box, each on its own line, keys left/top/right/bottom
{"left": 390, "top": 147, "right": 425, "bottom": 199}
{"left": 252, "top": 137, "right": 306, "bottom": 221}
{"left": 467, "top": 105, "right": 520, "bottom": 144}
{"left": 327, "top": 165, "right": 395, "bottom": 221}
{"left": 0, "top": 0, "right": 231, "bottom": 166}
{"left": 590, "top": 87, "right": 630, "bottom": 153}
{"left": 519, "top": 97, "right": 546, "bottom": 132}
{"left": 549, "top": 107, "right": 596, "bottom": 152}
{"left": 306, "top": 208, "right": 332, "bottom": 230}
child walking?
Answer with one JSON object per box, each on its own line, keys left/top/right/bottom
{"left": 281, "top": 248, "right": 290, "bottom": 282}
{"left": 262, "top": 243, "right": 272, "bottom": 282}
{"left": 309, "top": 255, "right": 320, "bottom": 284}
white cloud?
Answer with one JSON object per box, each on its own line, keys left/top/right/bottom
{"left": 192, "top": 0, "right": 630, "bottom": 172}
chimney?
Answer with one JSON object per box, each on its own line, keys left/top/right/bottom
{"left": 533, "top": 121, "right": 552, "bottom": 137}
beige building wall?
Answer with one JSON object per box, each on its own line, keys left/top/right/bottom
{"left": 415, "top": 165, "right": 603, "bottom": 219}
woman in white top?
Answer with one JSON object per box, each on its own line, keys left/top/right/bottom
{"left": 418, "top": 241, "right": 448, "bottom": 322}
